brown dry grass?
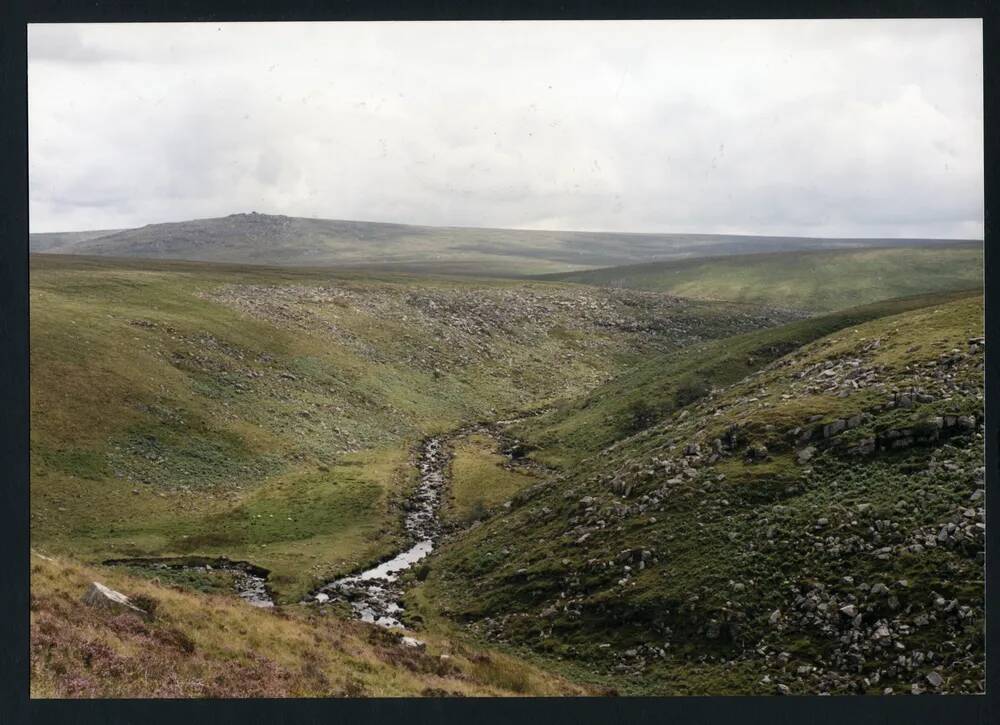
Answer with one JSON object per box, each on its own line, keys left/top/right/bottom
{"left": 30, "top": 551, "right": 592, "bottom": 698}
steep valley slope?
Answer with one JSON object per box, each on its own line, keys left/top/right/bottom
{"left": 30, "top": 551, "right": 593, "bottom": 698}
{"left": 414, "top": 290, "right": 985, "bottom": 695}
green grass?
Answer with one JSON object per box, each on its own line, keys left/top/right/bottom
{"left": 539, "top": 244, "right": 983, "bottom": 312}
{"left": 443, "top": 434, "right": 539, "bottom": 525}
{"left": 517, "top": 288, "right": 982, "bottom": 466}
{"left": 420, "top": 291, "right": 984, "bottom": 695}
{"left": 30, "top": 253, "right": 775, "bottom": 603}
{"left": 32, "top": 251, "right": 984, "bottom": 696}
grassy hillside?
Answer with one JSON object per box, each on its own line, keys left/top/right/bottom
{"left": 30, "top": 551, "right": 591, "bottom": 697}
{"left": 538, "top": 245, "right": 983, "bottom": 312}
{"left": 416, "top": 292, "right": 984, "bottom": 695}
{"left": 30, "top": 254, "right": 791, "bottom": 604}
{"left": 515, "top": 289, "right": 982, "bottom": 468}
{"left": 31, "top": 212, "right": 979, "bottom": 276}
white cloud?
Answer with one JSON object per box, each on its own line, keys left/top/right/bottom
{"left": 28, "top": 19, "right": 983, "bottom": 238}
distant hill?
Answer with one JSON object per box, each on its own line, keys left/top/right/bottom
{"left": 29, "top": 212, "right": 982, "bottom": 276}
{"left": 29, "top": 228, "right": 125, "bottom": 253}
{"left": 538, "top": 243, "right": 984, "bottom": 311}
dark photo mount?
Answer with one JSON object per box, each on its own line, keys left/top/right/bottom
{"left": 2, "top": 2, "right": 995, "bottom": 725}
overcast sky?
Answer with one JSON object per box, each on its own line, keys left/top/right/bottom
{"left": 29, "top": 20, "right": 983, "bottom": 237}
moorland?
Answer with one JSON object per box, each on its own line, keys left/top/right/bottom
{"left": 29, "top": 216, "right": 984, "bottom": 697}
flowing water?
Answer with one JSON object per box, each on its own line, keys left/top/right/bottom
{"left": 106, "top": 417, "right": 537, "bottom": 621}
{"left": 312, "top": 436, "right": 449, "bottom": 628}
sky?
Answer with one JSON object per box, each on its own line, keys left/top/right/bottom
{"left": 28, "top": 20, "right": 983, "bottom": 238}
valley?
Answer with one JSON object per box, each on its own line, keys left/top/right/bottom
{"left": 29, "top": 241, "right": 984, "bottom": 698}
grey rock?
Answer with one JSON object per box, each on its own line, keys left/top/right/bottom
{"left": 81, "top": 582, "right": 149, "bottom": 618}
{"left": 823, "top": 419, "right": 847, "bottom": 438}
{"left": 400, "top": 635, "right": 426, "bottom": 650}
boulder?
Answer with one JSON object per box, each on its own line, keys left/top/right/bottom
{"left": 823, "top": 419, "right": 847, "bottom": 438}
{"left": 873, "top": 624, "right": 891, "bottom": 640}
{"left": 400, "top": 635, "right": 426, "bottom": 650}
{"left": 81, "top": 582, "right": 150, "bottom": 618}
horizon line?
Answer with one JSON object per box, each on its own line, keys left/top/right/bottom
{"left": 29, "top": 210, "right": 986, "bottom": 242}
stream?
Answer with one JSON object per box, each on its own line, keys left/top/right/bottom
{"left": 103, "top": 556, "right": 275, "bottom": 608}
{"left": 311, "top": 436, "right": 449, "bottom": 628}
{"left": 104, "top": 414, "right": 539, "bottom": 624}
{"left": 103, "top": 435, "right": 454, "bottom": 622}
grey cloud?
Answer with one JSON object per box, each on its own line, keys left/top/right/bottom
{"left": 28, "top": 26, "right": 123, "bottom": 63}
{"left": 28, "top": 20, "right": 983, "bottom": 238}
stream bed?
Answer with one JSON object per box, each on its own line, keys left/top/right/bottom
{"left": 103, "top": 416, "right": 537, "bottom": 622}
{"left": 103, "top": 556, "right": 275, "bottom": 608}
{"left": 311, "top": 436, "right": 449, "bottom": 628}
